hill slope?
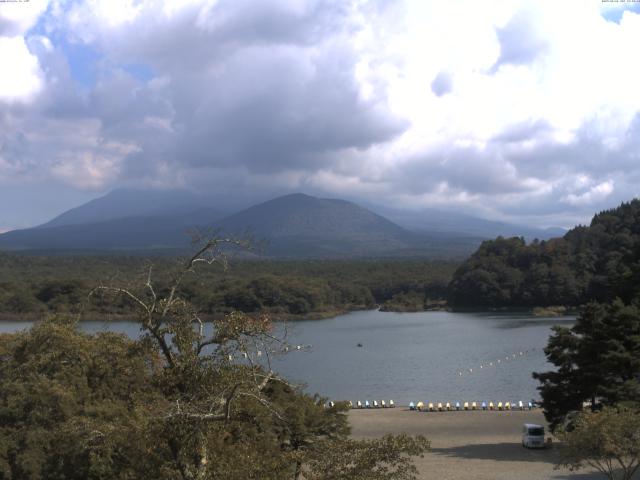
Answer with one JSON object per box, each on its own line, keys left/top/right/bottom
{"left": 0, "top": 213, "right": 221, "bottom": 251}
{"left": 0, "top": 192, "right": 483, "bottom": 258}
{"left": 215, "top": 193, "right": 410, "bottom": 255}
{"left": 448, "top": 199, "right": 640, "bottom": 307}
{"left": 40, "top": 189, "right": 215, "bottom": 228}
{"left": 213, "top": 193, "right": 483, "bottom": 258}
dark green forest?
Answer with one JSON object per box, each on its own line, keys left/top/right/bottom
{"left": 449, "top": 200, "right": 640, "bottom": 308}
{"left": 0, "top": 256, "right": 455, "bottom": 320}
{"left": 6, "top": 200, "right": 640, "bottom": 319}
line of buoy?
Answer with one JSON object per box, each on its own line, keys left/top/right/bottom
{"left": 226, "top": 344, "right": 313, "bottom": 359}
{"left": 456, "top": 349, "right": 538, "bottom": 376}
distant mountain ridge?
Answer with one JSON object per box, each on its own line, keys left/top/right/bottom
{"left": 0, "top": 189, "right": 566, "bottom": 258}
{"left": 366, "top": 204, "right": 566, "bottom": 241}
{"left": 40, "top": 189, "right": 217, "bottom": 228}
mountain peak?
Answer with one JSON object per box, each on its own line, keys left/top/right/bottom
{"left": 0, "top": 190, "right": 495, "bottom": 258}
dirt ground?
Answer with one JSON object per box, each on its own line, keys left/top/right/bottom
{"left": 348, "top": 408, "right": 629, "bottom": 480}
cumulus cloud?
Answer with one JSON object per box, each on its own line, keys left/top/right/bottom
{"left": 563, "top": 179, "right": 614, "bottom": 206}
{"left": 0, "top": 37, "right": 43, "bottom": 102}
{"left": 2, "top": 0, "right": 640, "bottom": 229}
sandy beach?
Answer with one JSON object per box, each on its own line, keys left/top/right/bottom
{"left": 348, "top": 408, "right": 625, "bottom": 480}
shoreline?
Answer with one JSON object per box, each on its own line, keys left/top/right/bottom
{"left": 0, "top": 305, "right": 577, "bottom": 323}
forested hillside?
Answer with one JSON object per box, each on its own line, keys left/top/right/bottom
{"left": 0, "top": 256, "right": 455, "bottom": 320}
{"left": 449, "top": 200, "right": 640, "bottom": 308}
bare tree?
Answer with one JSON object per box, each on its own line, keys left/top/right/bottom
{"left": 93, "top": 236, "right": 293, "bottom": 480}
{"left": 90, "top": 235, "right": 430, "bottom": 480}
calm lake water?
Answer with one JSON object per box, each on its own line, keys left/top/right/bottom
{"left": 0, "top": 310, "right": 572, "bottom": 405}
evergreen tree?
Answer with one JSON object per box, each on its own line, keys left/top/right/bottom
{"left": 534, "top": 300, "right": 640, "bottom": 430}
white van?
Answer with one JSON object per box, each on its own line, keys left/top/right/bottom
{"left": 522, "top": 423, "right": 545, "bottom": 448}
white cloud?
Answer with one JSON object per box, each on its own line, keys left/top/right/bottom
{"left": 563, "top": 179, "right": 614, "bottom": 206}
{"left": 0, "top": 0, "right": 49, "bottom": 35}
{"left": 0, "top": 0, "right": 48, "bottom": 102}
{"left": 2, "top": 0, "right": 640, "bottom": 228}
{"left": 0, "top": 36, "right": 44, "bottom": 102}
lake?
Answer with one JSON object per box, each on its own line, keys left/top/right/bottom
{"left": 0, "top": 310, "right": 572, "bottom": 405}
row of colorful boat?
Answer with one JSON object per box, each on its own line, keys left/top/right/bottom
{"left": 409, "top": 400, "right": 535, "bottom": 411}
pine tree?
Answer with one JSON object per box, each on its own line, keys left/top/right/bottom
{"left": 534, "top": 300, "right": 640, "bottom": 430}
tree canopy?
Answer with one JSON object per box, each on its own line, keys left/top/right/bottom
{"left": 557, "top": 406, "right": 640, "bottom": 480}
{"left": 449, "top": 200, "right": 640, "bottom": 308}
{"left": 533, "top": 299, "right": 640, "bottom": 430}
{"left": 0, "top": 239, "right": 430, "bottom": 479}
{"left": 0, "top": 255, "right": 455, "bottom": 320}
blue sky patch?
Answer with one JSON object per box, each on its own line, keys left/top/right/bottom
{"left": 601, "top": 3, "right": 640, "bottom": 24}
{"left": 122, "top": 63, "right": 155, "bottom": 83}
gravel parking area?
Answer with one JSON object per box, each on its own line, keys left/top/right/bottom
{"left": 348, "top": 408, "right": 620, "bottom": 480}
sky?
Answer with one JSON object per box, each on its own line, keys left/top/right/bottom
{"left": 1, "top": 0, "right": 640, "bottom": 232}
